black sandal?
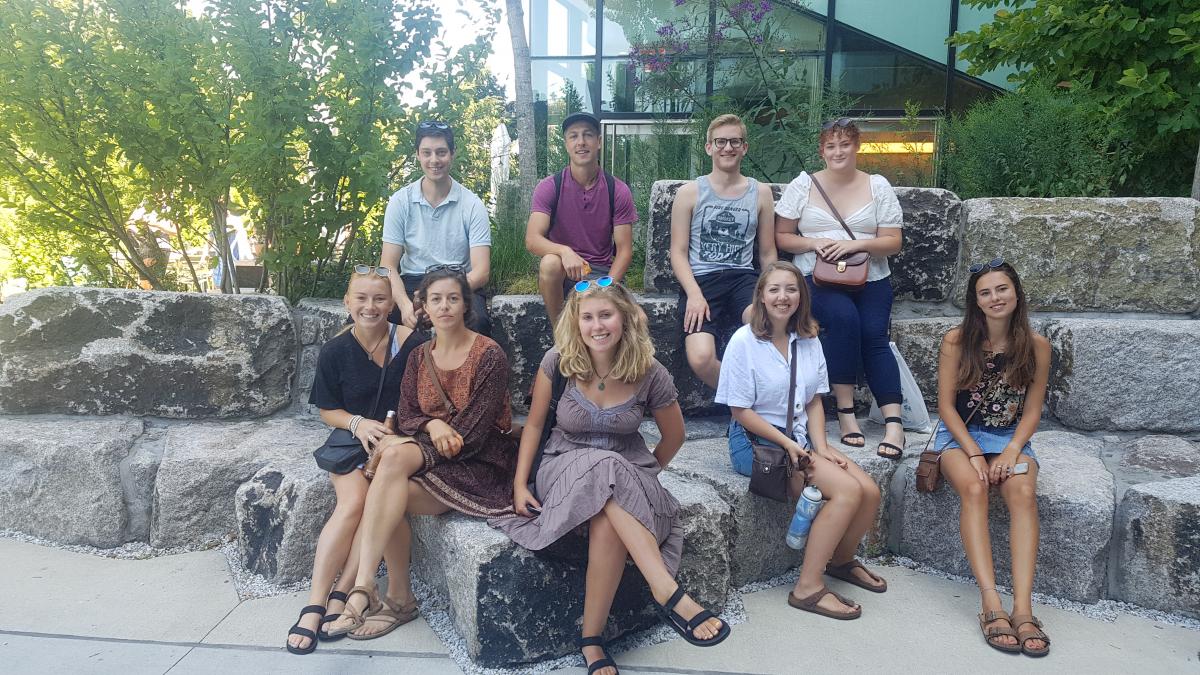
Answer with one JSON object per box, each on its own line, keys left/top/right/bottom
{"left": 579, "top": 635, "right": 620, "bottom": 674}
{"left": 654, "top": 586, "right": 731, "bottom": 647}
{"left": 318, "top": 590, "right": 349, "bottom": 642}
{"left": 836, "top": 407, "right": 865, "bottom": 447}
{"left": 877, "top": 416, "right": 905, "bottom": 460}
{"left": 285, "top": 604, "right": 325, "bottom": 655}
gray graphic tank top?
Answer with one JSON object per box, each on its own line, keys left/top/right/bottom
{"left": 688, "top": 175, "right": 758, "bottom": 276}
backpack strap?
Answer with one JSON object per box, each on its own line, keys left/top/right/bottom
{"left": 548, "top": 167, "right": 567, "bottom": 236}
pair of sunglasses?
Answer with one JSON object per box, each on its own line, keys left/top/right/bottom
{"left": 573, "top": 275, "right": 614, "bottom": 294}
{"left": 418, "top": 120, "right": 449, "bottom": 130}
{"left": 354, "top": 264, "right": 390, "bottom": 277}
{"left": 968, "top": 257, "right": 1005, "bottom": 274}
{"left": 822, "top": 117, "right": 854, "bottom": 130}
{"left": 426, "top": 263, "right": 466, "bottom": 274}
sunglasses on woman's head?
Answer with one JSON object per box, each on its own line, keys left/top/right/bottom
{"left": 354, "top": 264, "right": 390, "bottom": 277}
{"left": 425, "top": 263, "right": 466, "bottom": 274}
{"left": 574, "top": 276, "right": 615, "bottom": 294}
{"left": 822, "top": 117, "right": 853, "bottom": 130}
{"left": 968, "top": 257, "right": 1005, "bottom": 274}
{"left": 418, "top": 120, "right": 450, "bottom": 130}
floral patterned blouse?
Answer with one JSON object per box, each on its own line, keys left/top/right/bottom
{"left": 954, "top": 352, "right": 1026, "bottom": 428}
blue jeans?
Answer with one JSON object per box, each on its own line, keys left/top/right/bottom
{"left": 728, "top": 420, "right": 809, "bottom": 476}
{"left": 806, "top": 275, "right": 901, "bottom": 406}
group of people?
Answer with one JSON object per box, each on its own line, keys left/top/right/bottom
{"left": 284, "top": 114, "right": 1052, "bottom": 670}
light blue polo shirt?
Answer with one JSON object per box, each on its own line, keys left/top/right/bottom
{"left": 382, "top": 178, "right": 491, "bottom": 276}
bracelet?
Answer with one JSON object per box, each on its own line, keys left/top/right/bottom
{"left": 349, "top": 415, "right": 363, "bottom": 435}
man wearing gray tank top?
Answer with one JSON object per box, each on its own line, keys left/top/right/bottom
{"left": 669, "top": 114, "right": 777, "bottom": 389}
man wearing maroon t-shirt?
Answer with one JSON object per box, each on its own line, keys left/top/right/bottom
{"left": 524, "top": 112, "right": 637, "bottom": 324}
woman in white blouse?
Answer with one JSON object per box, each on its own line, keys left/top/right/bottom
{"left": 774, "top": 119, "right": 907, "bottom": 461}
{"left": 716, "top": 261, "right": 886, "bottom": 620}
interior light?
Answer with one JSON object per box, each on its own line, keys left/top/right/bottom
{"left": 858, "top": 142, "right": 934, "bottom": 154}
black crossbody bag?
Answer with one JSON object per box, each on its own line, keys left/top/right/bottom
{"left": 313, "top": 326, "right": 396, "bottom": 474}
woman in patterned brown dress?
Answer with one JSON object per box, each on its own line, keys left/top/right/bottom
{"left": 492, "top": 280, "right": 730, "bottom": 675}
{"left": 326, "top": 268, "right": 517, "bottom": 639}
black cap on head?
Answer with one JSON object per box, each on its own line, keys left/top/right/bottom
{"left": 561, "top": 111, "right": 601, "bottom": 134}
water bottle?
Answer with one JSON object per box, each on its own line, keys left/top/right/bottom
{"left": 785, "top": 485, "right": 824, "bottom": 550}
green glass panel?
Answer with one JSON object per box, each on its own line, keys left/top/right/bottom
{"left": 831, "top": 29, "right": 947, "bottom": 110}
{"left": 836, "top": 0, "right": 951, "bottom": 64}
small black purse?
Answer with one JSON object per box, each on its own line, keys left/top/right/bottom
{"left": 313, "top": 326, "right": 395, "bottom": 474}
{"left": 748, "top": 340, "right": 807, "bottom": 503}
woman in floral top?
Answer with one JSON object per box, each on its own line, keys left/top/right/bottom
{"left": 935, "top": 260, "right": 1051, "bottom": 657}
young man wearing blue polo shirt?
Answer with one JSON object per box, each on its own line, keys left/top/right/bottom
{"left": 379, "top": 121, "right": 492, "bottom": 335}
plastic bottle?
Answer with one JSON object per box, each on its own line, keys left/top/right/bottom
{"left": 785, "top": 485, "right": 824, "bottom": 550}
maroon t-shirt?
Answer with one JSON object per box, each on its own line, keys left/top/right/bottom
{"left": 531, "top": 169, "right": 637, "bottom": 268}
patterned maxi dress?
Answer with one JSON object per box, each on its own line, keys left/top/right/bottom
{"left": 395, "top": 335, "right": 517, "bottom": 518}
{"left": 490, "top": 350, "right": 684, "bottom": 575}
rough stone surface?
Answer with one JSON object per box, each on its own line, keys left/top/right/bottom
{"left": 0, "top": 287, "right": 297, "bottom": 417}
{"left": 959, "top": 198, "right": 1200, "bottom": 313}
{"left": 1046, "top": 319, "right": 1200, "bottom": 433}
{"left": 150, "top": 419, "right": 329, "bottom": 548}
{"left": 1113, "top": 476, "right": 1200, "bottom": 618}
{"left": 121, "top": 426, "right": 167, "bottom": 543}
{"left": 291, "top": 299, "right": 349, "bottom": 415}
{"left": 410, "top": 473, "right": 729, "bottom": 666}
{"left": 1121, "top": 435, "right": 1200, "bottom": 479}
{"left": 646, "top": 180, "right": 963, "bottom": 303}
{"left": 0, "top": 415, "right": 144, "bottom": 547}
{"left": 236, "top": 458, "right": 335, "bottom": 583}
{"left": 894, "top": 430, "right": 1114, "bottom": 603}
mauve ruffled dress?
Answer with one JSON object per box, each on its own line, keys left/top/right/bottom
{"left": 490, "top": 350, "right": 684, "bottom": 575}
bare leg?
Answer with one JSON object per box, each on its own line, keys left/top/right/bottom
{"left": 600, "top": 500, "right": 725, "bottom": 640}
{"left": 832, "top": 383, "right": 864, "bottom": 447}
{"left": 683, "top": 332, "right": 720, "bottom": 389}
{"left": 580, "top": 511, "right": 625, "bottom": 675}
{"left": 999, "top": 454, "right": 1045, "bottom": 651}
{"left": 941, "top": 449, "right": 1016, "bottom": 648}
{"left": 828, "top": 460, "right": 886, "bottom": 588}
{"left": 287, "top": 471, "right": 367, "bottom": 650}
{"left": 538, "top": 254, "right": 566, "bottom": 325}
{"left": 792, "top": 455, "right": 863, "bottom": 616}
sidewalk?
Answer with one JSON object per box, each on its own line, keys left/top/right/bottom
{"left": 0, "top": 538, "right": 1195, "bottom": 674}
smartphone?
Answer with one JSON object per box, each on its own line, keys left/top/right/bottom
{"left": 1013, "top": 462, "right": 1029, "bottom": 475}
{"left": 527, "top": 505, "right": 542, "bottom": 515}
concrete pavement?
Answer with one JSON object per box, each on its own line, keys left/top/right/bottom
{"left": 0, "top": 538, "right": 1195, "bottom": 674}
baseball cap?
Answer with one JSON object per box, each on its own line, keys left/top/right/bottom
{"left": 561, "top": 111, "right": 601, "bottom": 134}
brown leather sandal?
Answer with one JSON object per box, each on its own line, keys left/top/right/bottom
{"left": 787, "top": 586, "right": 861, "bottom": 620}
{"left": 348, "top": 593, "right": 420, "bottom": 641}
{"left": 1009, "top": 613, "right": 1050, "bottom": 657}
{"left": 978, "top": 609, "right": 1021, "bottom": 653}
{"left": 825, "top": 559, "right": 887, "bottom": 593}
{"left": 321, "top": 585, "right": 378, "bottom": 638}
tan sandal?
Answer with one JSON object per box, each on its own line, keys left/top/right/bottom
{"left": 978, "top": 609, "right": 1021, "bottom": 653}
{"left": 348, "top": 594, "right": 419, "bottom": 641}
{"left": 321, "top": 585, "right": 378, "bottom": 638}
{"left": 1010, "top": 613, "right": 1050, "bottom": 657}
{"left": 787, "top": 586, "right": 861, "bottom": 620}
{"left": 825, "top": 559, "right": 887, "bottom": 593}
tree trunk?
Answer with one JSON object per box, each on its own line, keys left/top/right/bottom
{"left": 1192, "top": 136, "right": 1200, "bottom": 201}
{"left": 210, "top": 198, "right": 238, "bottom": 294}
{"left": 506, "top": 0, "right": 538, "bottom": 214}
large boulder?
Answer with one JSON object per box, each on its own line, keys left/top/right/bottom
{"left": 893, "top": 430, "right": 1114, "bottom": 603}
{"left": 0, "top": 288, "right": 297, "bottom": 417}
{"left": 0, "top": 415, "right": 144, "bottom": 547}
{"left": 1113, "top": 476, "right": 1200, "bottom": 618}
{"left": 1046, "top": 319, "right": 1200, "bottom": 433}
{"left": 150, "top": 419, "right": 329, "bottom": 548}
{"left": 409, "top": 472, "right": 730, "bottom": 666}
{"left": 236, "top": 458, "right": 335, "bottom": 583}
{"left": 290, "top": 299, "right": 349, "bottom": 415}
{"left": 1121, "top": 435, "right": 1200, "bottom": 479}
{"left": 959, "top": 198, "right": 1200, "bottom": 313}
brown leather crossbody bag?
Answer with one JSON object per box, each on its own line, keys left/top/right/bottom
{"left": 808, "top": 175, "right": 870, "bottom": 291}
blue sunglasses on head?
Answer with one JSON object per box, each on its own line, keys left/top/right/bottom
{"left": 574, "top": 276, "right": 614, "bottom": 294}
{"left": 968, "top": 257, "right": 1005, "bottom": 274}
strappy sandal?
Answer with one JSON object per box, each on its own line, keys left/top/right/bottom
{"left": 348, "top": 593, "right": 419, "bottom": 641}
{"left": 318, "top": 590, "right": 349, "bottom": 642}
{"left": 285, "top": 604, "right": 324, "bottom": 655}
{"left": 787, "top": 586, "right": 861, "bottom": 620}
{"left": 825, "top": 559, "right": 887, "bottom": 593}
{"left": 877, "top": 416, "right": 905, "bottom": 459}
{"left": 321, "top": 585, "right": 377, "bottom": 638}
{"left": 578, "top": 635, "right": 620, "bottom": 674}
{"left": 977, "top": 606, "right": 1021, "bottom": 654}
{"left": 654, "top": 585, "right": 731, "bottom": 647}
{"left": 1010, "top": 613, "right": 1051, "bottom": 657}
{"left": 836, "top": 407, "right": 865, "bottom": 447}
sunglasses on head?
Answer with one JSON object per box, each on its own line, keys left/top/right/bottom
{"left": 822, "top": 117, "right": 853, "bottom": 130}
{"left": 574, "top": 276, "right": 615, "bottom": 294}
{"left": 418, "top": 120, "right": 450, "bottom": 130}
{"left": 968, "top": 257, "right": 1005, "bottom": 274}
{"left": 425, "top": 263, "right": 466, "bottom": 274}
{"left": 354, "top": 264, "right": 390, "bottom": 278}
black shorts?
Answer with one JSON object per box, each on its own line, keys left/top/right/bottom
{"left": 680, "top": 268, "right": 758, "bottom": 338}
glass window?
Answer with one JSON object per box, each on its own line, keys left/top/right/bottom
{"left": 949, "top": 73, "right": 999, "bottom": 115}
{"left": 532, "top": 59, "right": 595, "bottom": 117}
{"left": 616, "top": 54, "right": 708, "bottom": 114}
{"left": 836, "top": 0, "right": 951, "bottom": 64}
{"left": 713, "top": 1, "right": 825, "bottom": 53}
{"left": 831, "top": 29, "right": 947, "bottom": 110}
{"left": 529, "top": 0, "right": 597, "bottom": 57}
{"left": 851, "top": 118, "right": 940, "bottom": 187}
{"left": 601, "top": 0, "right": 687, "bottom": 56}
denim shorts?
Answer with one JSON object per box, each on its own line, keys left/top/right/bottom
{"left": 728, "top": 420, "right": 810, "bottom": 477}
{"left": 933, "top": 422, "right": 1037, "bottom": 464}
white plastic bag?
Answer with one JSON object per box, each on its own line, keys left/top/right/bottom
{"left": 868, "top": 341, "right": 933, "bottom": 433}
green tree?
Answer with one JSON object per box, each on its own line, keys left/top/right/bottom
{"left": 951, "top": 0, "right": 1200, "bottom": 196}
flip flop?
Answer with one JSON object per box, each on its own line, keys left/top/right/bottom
{"left": 285, "top": 604, "right": 324, "bottom": 655}
{"left": 978, "top": 609, "right": 1021, "bottom": 653}
{"left": 1010, "top": 613, "right": 1051, "bottom": 657}
{"left": 654, "top": 585, "right": 730, "bottom": 647}
{"left": 787, "top": 586, "right": 861, "bottom": 620}
{"left": 825, "top": 559, "right": 887, "bottom": 593}
{"left": 347, "top": 594, "right": 419, "bottom": 641}
{"left": 318, "top": 590, "right": 349, "bottom": 642}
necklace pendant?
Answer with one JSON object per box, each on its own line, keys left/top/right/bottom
{"left": 598, "top": 381, "right": 605, "bottom": 391}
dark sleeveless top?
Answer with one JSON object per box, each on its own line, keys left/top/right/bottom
{"left": 954, "top": 352, "right": 1026, "bottom": 428}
